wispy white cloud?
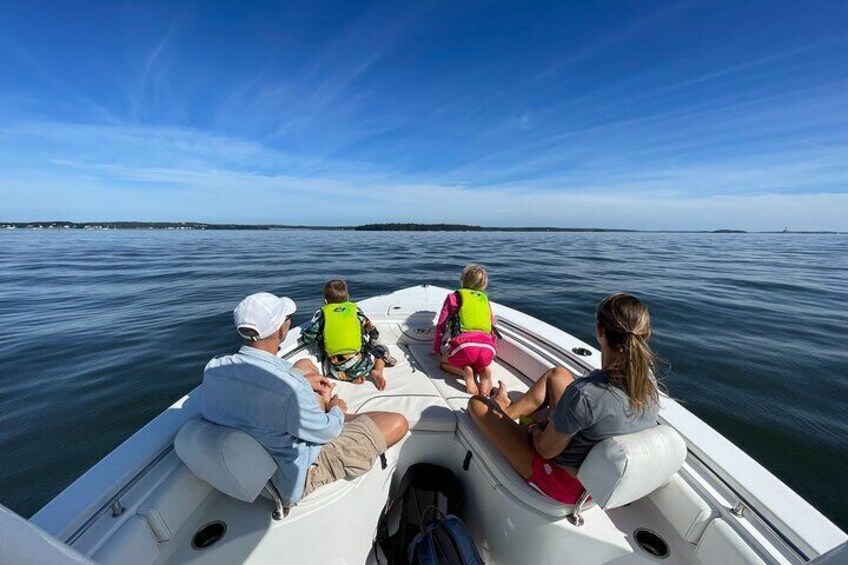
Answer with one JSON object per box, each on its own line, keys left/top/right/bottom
{"left": 2, "top": 36, "right": 118, "bottom": 123}
{"left": 129, "top": 23, "right": 179, "bottom": 121}
{"left": 1, "top": 2, "right": 846, "bottom": 230}
{"left": 0, "top": 119, "right": 845, "bottom": 230}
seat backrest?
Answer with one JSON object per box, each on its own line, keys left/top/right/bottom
{"left": 577, "top": 425, "right": 687, "bottom": 509}
{"left": 174, "top": 418, "right": 276, "bottom": 503}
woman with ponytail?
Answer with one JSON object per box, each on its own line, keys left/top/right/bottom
{"left": 467, "top": 293, "right": 660, "bottom": 505}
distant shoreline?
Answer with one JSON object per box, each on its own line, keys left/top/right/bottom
{"left": 0, "top": 221, "right": 840, "bottom": 234}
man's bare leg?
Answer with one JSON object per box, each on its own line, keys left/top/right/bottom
{"left": 358, "top": 411, "right": 409, "bottom": 448}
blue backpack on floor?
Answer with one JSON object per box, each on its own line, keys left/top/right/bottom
{"left": 374, "top": 463, "right": 484, "bottom": 565}
{"left": 407, "top": 511, "right": 484, "bottom": 565}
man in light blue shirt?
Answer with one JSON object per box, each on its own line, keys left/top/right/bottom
{"left": 202, "top": 292, "right": 408, "bottom": 507}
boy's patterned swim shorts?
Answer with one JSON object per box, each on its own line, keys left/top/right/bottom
{"left": 328, "top": 351, "right": 375, "bottom": 381}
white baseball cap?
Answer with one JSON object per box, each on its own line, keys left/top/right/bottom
{"left": 233, "top": 292, "right": 297, "bottom": 341}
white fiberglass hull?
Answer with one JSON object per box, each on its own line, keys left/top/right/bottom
{"left": 3, "top": 285, "right": 844, "bottom": 564}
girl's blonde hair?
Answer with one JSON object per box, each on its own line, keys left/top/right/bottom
{"left": 460, "top": 264, "right": 488, "bottom": 291}
{"left": 596, "top": 293, "right": 659, "bottom": 413}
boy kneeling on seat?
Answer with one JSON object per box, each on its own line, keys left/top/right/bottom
{"left": 303, "top": 279, "right": 396, "bottom": 390}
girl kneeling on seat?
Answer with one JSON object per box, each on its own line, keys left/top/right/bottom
{"left": 433, "top": 264, "right": 498, "bottom": 395}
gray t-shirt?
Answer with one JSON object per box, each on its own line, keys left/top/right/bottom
{"left": 551, "top": 370, "right": 658, "bottom": 468}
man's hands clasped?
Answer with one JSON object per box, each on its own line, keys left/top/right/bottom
{"left": 327, "top": 395, "right": 347, "bottom": 414}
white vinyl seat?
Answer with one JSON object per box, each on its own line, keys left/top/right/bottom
{"left": 174, "top": 418, "right": 288, "bottom": 519}
{"left": 455, "top": 411, "right": 687, "bottom": 523}
{"left": 405, "top": 344, "right": 533, "bottom": 405}
{"left": 287, "top": 345, "right": 457, "bottom": 432}
{"left": 573, "top": 424, "right": 688, "bottom": 524}
{"left": 453, "top": 408, "right": 577, "bottom": 517}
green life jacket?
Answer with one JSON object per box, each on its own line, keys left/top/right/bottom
{"left": 322, "top": 301, "right": 363, "bottom": 356}
{"left": 457, "top": 288, "right": 492, "bottom": 334}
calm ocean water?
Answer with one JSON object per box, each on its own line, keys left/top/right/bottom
{"left": 0, "top": 230, "right": 846, "bottom": 530}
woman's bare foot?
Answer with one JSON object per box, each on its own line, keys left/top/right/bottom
{"left": 491, "top": 380, "right": 510, "bottom": 411}
{"left": 462, "top": 367, "right": 478, "bottom": 395}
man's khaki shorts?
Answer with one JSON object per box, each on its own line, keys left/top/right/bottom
{"left": 302, "top": 414, "right": 387, "bottom": 499}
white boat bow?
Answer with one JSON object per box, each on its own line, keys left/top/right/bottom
{"left": 3, "top": 285, "right": 845, "bottom": 564}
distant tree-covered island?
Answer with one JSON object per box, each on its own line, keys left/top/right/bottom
{"left": 354, "top": 223, "right": 632, "bottom": 232}
{"left": 355, "top": 223, "right": 486, "bottom": 231}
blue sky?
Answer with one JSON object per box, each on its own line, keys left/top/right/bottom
{"left": 1, "top": 1, "right": 846, "bottom": 230}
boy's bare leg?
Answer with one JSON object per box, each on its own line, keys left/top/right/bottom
{"left": 369, "top": 358, "right": 386, "bottom": 391}
{"left": 478, "top": 366, "right": 493, "bottom": 396}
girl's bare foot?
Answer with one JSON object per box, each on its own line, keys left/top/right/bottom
{"left": 353, "top": 377, "right": 365, "bottom": 385}
{"left": 478, "top": 374, "right": 493, "bottom": 396}
{"left": 462, "top": 367, "right": 478, "bottom": 395}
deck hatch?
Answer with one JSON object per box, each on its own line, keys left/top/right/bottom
{"left": 633, "top": 528, "right": 670, "bottom": 559}
{"left": 191, "top": 520, "right": 227, "bottom": 550}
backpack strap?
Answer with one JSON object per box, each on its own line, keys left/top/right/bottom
{"left": 441, "top": 516, "right": 485, "bottom": 564}
{"left": 408, "top": 528, "right": 439, "bottom": 565}
{"left": 444, "top": 291, "right": 463, "bottom": 347}
{"left": 373, "top": 467, "right": 420, "bottom": 562}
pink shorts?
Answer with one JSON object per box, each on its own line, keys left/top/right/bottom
{"left": 447, "top": 334, "right": 496, "bottom": 373}
{"left": 528, "top": 452, "right": 586, "bottom": 505}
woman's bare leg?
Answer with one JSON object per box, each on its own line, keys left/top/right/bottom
{"left": 467, "top": 396, "right": 535, "bottom": 479}
{"left": 503, "top": 367, "right": 575, "bottom": 420}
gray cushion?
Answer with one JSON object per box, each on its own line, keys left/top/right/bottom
{"left": 174, "top": 418, "right": 276, "bottom": 502}
{"left": 577, "top": 425, "right": 687, "bottom": 509}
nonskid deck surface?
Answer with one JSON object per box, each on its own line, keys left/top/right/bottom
{"left": 289, "top": 339, "right": 534, "bottom": 427}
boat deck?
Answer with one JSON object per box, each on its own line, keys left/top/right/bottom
{"left": 143, "top": 329, "right": 702, "bottom": 565}
{"left": 33, "top": 286, "right": 844, "bottom": 565}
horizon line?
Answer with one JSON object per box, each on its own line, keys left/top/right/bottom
{"left": 0, "top": 220, "right": 841, "bottom": 235}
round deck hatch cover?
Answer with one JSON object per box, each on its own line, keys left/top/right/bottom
{"left": 192, "top": 521, "right": 227, "bottom": 550}
{"left": 634, "top": 528, "right": 669, "bottom": 559}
